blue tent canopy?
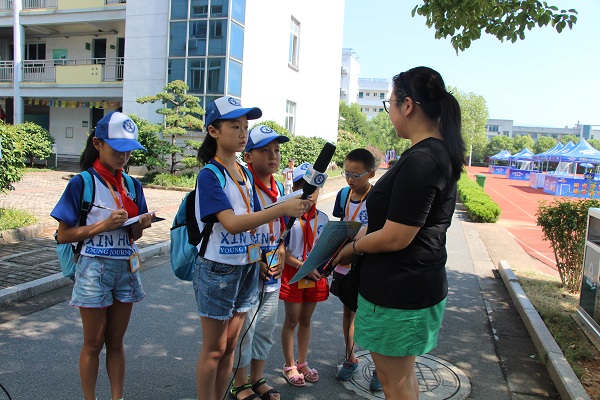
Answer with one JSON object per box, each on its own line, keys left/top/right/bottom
{"left": 489, "top": 149, "right": 511, "bottom": 161}
{"left": 509, "top": 148, "right": 535, "bottom": 162}
{"left": 559, "top": 139, "right": 600, "bottom": 163}
{"left": 547, "top": 141, "right": 576, "bottom": 162}
{"left": 533, "top": 142, "right": 563, "bottom": 161}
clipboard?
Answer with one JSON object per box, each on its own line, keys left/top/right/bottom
{"left": 289, "top": 221, "right": 362, "bottom": 284}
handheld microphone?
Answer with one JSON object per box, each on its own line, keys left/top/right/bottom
{"left": 279, "top": 142, "right": 336, "bottom": 242}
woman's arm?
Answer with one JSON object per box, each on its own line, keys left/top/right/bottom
{"left": 215, "top": 198, "right": 308, "bottom": 235}
{"left": 333, "top": 220, "right": 419, "bottom": 265}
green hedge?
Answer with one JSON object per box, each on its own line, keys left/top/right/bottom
{"left": 457, "top": 174, "right": 501, "bottom": 222}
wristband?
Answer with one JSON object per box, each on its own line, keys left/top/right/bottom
{"left": 353, "top": 239, "right": 364, "bottom": 256}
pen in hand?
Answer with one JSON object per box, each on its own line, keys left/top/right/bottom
{"left": 92, "top": 203, "right": 116, "bottom": 211}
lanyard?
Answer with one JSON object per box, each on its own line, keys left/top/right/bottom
{"left": 98, "top": 175, "right": 123, "bottom": 209}
{"left": 256, "top": 187, "right": 277, "bottom": 242}
{"left": 345, "top": 185, "right": 371, "bottom": 221}
{"left": 298, "top": 212, "right": 319, "bottom": 260}
{"left": 214, "top": 156, "right": 252, "bottom": 214}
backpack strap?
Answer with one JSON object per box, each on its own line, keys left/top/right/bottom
{"left": 197, "top": 163, "right": 228, "bottom": 257}
{"left": 121, "top": 172, "right": 137, "bottom": 202}
{"left": 276, "top": 181, "right": 285, "bottom": 197}
{"left": 339, "top": 186, "right": 351, "bottom": 212}
{"left": 74, "top": 171, "right": 95, "bottom": 255}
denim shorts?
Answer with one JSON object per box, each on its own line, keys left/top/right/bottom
{"left": 192, "top": 256, "right": 259, "bottom": 320}
{"left": 69, "top": 255, "right": 145, "bottom": 308}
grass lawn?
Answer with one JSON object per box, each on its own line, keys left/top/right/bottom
{"left": 0, "top": 208, "right": 37, "bottom": 231}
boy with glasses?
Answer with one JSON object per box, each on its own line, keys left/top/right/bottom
{"left": 329, "top": 149, "right": 381, "bottom": 391}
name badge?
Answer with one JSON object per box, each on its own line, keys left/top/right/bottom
{"left": 247, "top": 243, "right": 261, "bottom": 263}
{"left": 265, "top": 250, "right": 280, "bottom": 269}
{"left": 298, "top": 279, "right": 316, "bottom": 289}
{"left": 129, "top": 252, "right": 141, "bottom": 273}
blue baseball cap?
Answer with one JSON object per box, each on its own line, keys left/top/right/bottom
{"left": 205, "top": 96, "right": 262, "bottom": 128}
{"left": 245, "top": 125, "right": 290, "bottom": 152}
{"left": 95, "top": 112, "right": 146, "bottom": 152}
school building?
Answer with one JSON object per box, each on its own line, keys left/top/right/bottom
{"left": 485, "top": 119, "right": 600, "bottom": 141}
{"left": 0, "top": 0, "right": 344, "bottom": 159}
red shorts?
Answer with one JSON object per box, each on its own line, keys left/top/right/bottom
{"left": 279, "top": 263, "right": 329, "bottom": 303}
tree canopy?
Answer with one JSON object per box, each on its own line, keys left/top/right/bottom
{"left": 413, "top": 1, "right": 577, "bottom": 52}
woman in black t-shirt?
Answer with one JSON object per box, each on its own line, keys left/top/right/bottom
{"left": 333, "top": 66, "right": 465, "bottom": 400}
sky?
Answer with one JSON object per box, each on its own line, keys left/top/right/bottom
{"left": 342, "top": 1, "right": 599, "bottom": 128}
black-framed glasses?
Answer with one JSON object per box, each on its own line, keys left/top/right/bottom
{"left": 383, "top": 98, "right": 421, "bottom": 113}
{"left": 341, "top": 170, "right": 370, "bottom": 180}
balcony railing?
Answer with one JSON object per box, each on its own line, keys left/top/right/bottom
{"left": 17, "top": 58, "right": 124, "bottom": 82}
{"left": 105, "top": 0, "right": 126, "bottom": 4}
{"left": 0, "top": 61, "right": 13, "bottom": 82}
{"left": 23, "top": 0, "right": 57, "bottom": 9}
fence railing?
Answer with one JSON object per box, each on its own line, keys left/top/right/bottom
{"left": 105, "top": 0, "right": 126, "bottom": 4}
{"left": 18, "top": 58, "right": 124, "bottom": 82}
{"left": 0, "top": 61, "right": 13, "bottom": 82}
{"left": 23, "top": 0, "right": 57, "bottom": 9}
{"left": 0, "top": 0, "right": 11, "bottom": 11}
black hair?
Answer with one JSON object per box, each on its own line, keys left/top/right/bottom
{"left": 80, "top": 129, "right": 100, "bottom": 171}
{"left": 345, "top": 148, "right": 376, "bottom": 171}
{"left": 292, "top": 179, "right": 304, "bottom": 192}
{"left": 198, "top": 120, "right": 225, "bottom": 164}
{"left": 392, "top": 67, "right": 465, "bottom": 181}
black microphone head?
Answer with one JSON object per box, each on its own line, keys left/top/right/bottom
{"left": 313, "top": 142, "right": 336, "bottom": 173}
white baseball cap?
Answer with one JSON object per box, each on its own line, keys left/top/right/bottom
{"left": 95, "top": 112, "right": 146, "bottom": 152}
{"left": 205, "top": 96, "right": 262, "bottom": 127}
{"left": 245, "top": 125, "right": 290, "bottom": 152}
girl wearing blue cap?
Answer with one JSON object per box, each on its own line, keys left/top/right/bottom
{"left": 51, "top": 111, "right": 153, "bottom": 400}
{"left": 194, "top": 97, "right": 310, "bottom": 400}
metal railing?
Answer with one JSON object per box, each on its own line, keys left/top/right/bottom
{"left": 20, "top": 58, "right": 124, "bottom": 82}
{"left": 23, "top": 0, "right": 57, "bottom": 9}
{"left": 105, "top": 0, "right": 126, "bottom": 4}
{"left": 0, "top": 0, "right": 12, "bottom": 11}
{"left": 0, "top": 61, "right": 13, "bottom": 82}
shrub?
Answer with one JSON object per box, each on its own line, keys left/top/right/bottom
{"left": 0, "top": 123, "right": 25, "bottom": 193}
{"left": 457, "top": 174, "right": 501, "bottom": 222}
{"left": 16, "top": 122, "right": 54, "bottom": 167}
{"left": 537, "top": 198, "right": 600, "bottom": 291}
{"left": 0, "top": 207, "right": 37, "bottom": 230}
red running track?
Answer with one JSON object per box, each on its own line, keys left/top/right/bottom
{"left": 465, "top": 166, "right": 559, "bottom": 273}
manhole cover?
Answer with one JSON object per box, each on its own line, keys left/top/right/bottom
{"left": 339, "top": 350, "right": 471, "bottom": 399}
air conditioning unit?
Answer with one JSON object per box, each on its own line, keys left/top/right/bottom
{"left": 340, "top": 89, "right": 347, "bottom": 96}
{"left": 341, "top": 67, "right": 348, "bottom": 75}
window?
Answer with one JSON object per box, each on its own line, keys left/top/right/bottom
{"left": 379, "top": 108, "right": 384, "bottom": 113}
{"left": 366, "top": 93, "right": 370, "bottom": 97}
{"left": 380, "top": 93, "right": 384, "bottom": 99}
{"left": 230, "top": 22, "right": 244, "bottom": 61}
{"left": 488, "top": 125, "right": 499, "bottom": 132}
{"left": 208, "top": 20, "right": 227, "bottom": 55}
{"left": 187, "top": 59, "right": 205, "bottom": 92}
{"left": 228, "top": 59, "right": 242, "bottom": 97}
{"left": 285, "top": 100, "right": 296, "bottom": 134}
{"left": 365, "top": 108, "right": 369, "bottom": 112}
{"left": 373, "top": 93, "right": 377, "bottom": 97}
{"left": 232, "top": 0, "right": 245, "bottom": 23}
{"left": 170, "top": 0, "right": 188, "bottom": 19}
{"left": 288, "top": 17, "right": 300, "bottom": 68}
{"left": 169, "top": 22, "right": 187, "bottom": 57}
{"left": 26, "top": 43, "right": 46, "bottom": 60}
{"left": 190, "top": 0, "right": 208, "bottom": 17}
{"left": 188, "top": 21, "right": 207, "bottom": 56}
{"left": 206, "top": 58, "right": 225, "bottom": 93}
{"left": 210, "top": 0, "right": 228, "bottom": 17}
{"left": 168, "top": 58, "right": 185, "bottom": 83}
{"left": 358, "top": 92, "right": 363, "bottom": 98}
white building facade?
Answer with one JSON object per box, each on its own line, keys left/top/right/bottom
{"left": 0, "top": 0, "right": 344, "bottom": 158}
{"left": 339, "top": 47, "right": 359, "bottom": 105}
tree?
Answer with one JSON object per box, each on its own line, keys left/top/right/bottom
{"left": 364, "top": 112, "right": 393, "bottom": 152}
{"left": 334, "top": 129, "right": 365, "bottom": 167}
{"left": 451, "top": 87, "right": 489, "bottom": 166}
{"left": 588, "top": 139, "right": 600, "bottom": 151}
{"left": 136, "top": 80, "right": 205, "bottom": 174}
{"left": 413, "top": 1, "right": 577, "bottom": 52}
{"left": 560, "top": 134, "right": 579, "bottom": 145}
{"left": 0, "top": 124, "right": 25, "bottom": 193}
{"left": 534, "top": 136, "right": 557, "bottom": 154}
{"left": 127, "top": 115, "right": 171, "bottom": 173}
{"left": 17, "top": 122, "right": 54, "bottom": 167}
{"left": 512, "top": 134, "right": 535, "bottom": 153}
{"left": 470, "top": 132, "right": 488, "bottom": 164}
{"left": 338, "top": 102, "right": 367, "bottom": 136}
{"left": 485, "top": 135, "right": 514, "bottom": 160}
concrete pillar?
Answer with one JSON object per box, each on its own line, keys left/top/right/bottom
{"left": 12, "top": 0, "right": 23, "bottom": 124}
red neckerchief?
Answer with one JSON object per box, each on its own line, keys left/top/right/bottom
{"left": 249, "top": 164, "right": 285, "bottom": 234}
{"left": 92, "top": 159, "right": 139, "bottom": 218}
{"left": 302, "top": 204, "right": 317, "bottom": 256}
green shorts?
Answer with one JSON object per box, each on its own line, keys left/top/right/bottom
{"left": 354, "top": 294, "right": 446, "bottom": 357}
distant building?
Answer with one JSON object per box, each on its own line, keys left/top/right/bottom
{"left": 485, "top": 119, "right": 600, "bottom": 142}
{"left": 0, "top": 0, "right": 344, "bottom": 159}
{"left": 339, "top": 48, "right": 390, "bottom": 120}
